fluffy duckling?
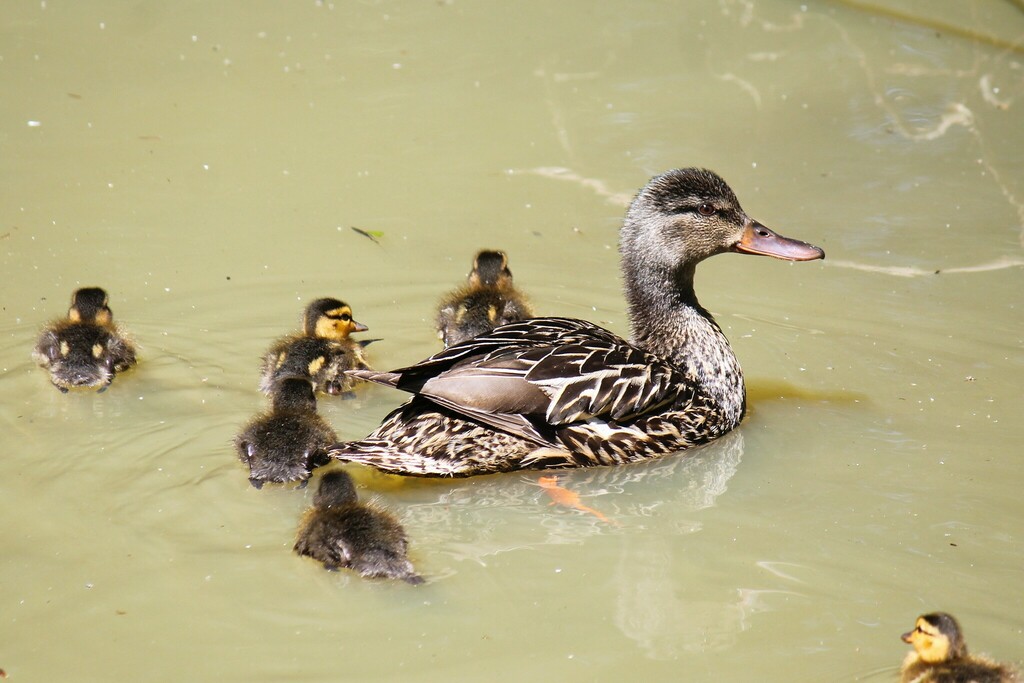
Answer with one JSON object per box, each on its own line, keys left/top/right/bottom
{"left": 260, "top": 298, "right": 371, "bottom": 397}
{"left": 901, "top": 612, "right": 1020, "bottom": 683}
{"left": 235, "top": 377, "right": 336, "bottom": 489}
{"left": 33, "top": 287, "right": 137, "bottom": 392}
{"left": 435, "top": 249, "right": 534, "bottom": 347}
{"left": 294, "top": 469, "right": 423, "bottom": 584}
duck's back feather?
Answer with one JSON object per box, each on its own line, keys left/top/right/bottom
{"left": 347, "top": 317, "right": 693, "bottom": 446}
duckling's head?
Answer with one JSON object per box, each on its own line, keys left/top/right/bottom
{"left": 902, "top": 612, "right": 968, "bottom": 663}
{"left": 304, "top": 298, "right": 368, "bottom": 340}
{"left": 270, "top": 377, "right": 318, "bottom": 413}
{"left": 43, "top": 333, "right": 116, "bottom": 390}
{"left": 468, "top": 250, "right": 513, "bottom": 289}
{"left": 621, "top": 168, "right": 824, "bottom": 278}
{"left": 314, "top": 469, "right": 359, "bottom": 508}
{"left": 69, "top": 287, "right": 112, "bottom": 325}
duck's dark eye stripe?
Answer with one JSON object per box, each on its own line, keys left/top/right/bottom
{"left": 670, "top": 203, "right": 716, "bottom": 216}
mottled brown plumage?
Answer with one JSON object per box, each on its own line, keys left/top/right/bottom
{"left": 260, "top": 298, "right": 371, "bottom": 397}
{"left": 436, "top": 249, "right": 534, "bottom": 347}
{"left": 294, "top": 470, "right": 423, "bottom": 584}
{"left": 235, "top": 377, "right": 336, "bottom": 489}
{"left": 901, "top": 613, "right": 1020, "bottom": 683}
{"left": 329, "top": 168, "right": 824, "bottom": 476}
{"left": 33, "top": 287, "right": 137, "bottom": 392}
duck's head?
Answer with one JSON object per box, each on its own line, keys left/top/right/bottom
{"left": 468, "top": 250, "right": 514, "bottom": 289}
{"left": 314, "top": 469, "right": 359, "bottom": 508}
{"left": 620, "top": 168, "right": 824, "bottom": 278}
{"left": 68, "top": 287, "right": 113, "bottom": 325}
{"left": 304, "top": 298, "right": 368, "bottom": 340}
{"left": 902, "top": 612, "right": 967, "bottom": 663}
{"left": 46, "top": 339, "right": 116, "bottom": 390}
{"left": 270, "top": 376, "right": 318, "bottom": 413}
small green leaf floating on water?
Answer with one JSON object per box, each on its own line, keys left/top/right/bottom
{"left": 351, "top": 226, "right": 384, "bottom": 245}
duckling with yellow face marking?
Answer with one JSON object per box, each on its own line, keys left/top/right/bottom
{"left": 901, "top": 612, "right": 1020, "bottom": 683}
{"left": 33, "top": 287, "right": 137, "bottom": 393}
{"left": 294, "top": 469, "right": 423, "bottom": 584}
{"left": 436, "top": 249, "right": 534, "bottom": 347}
{"left": 259, "top": 298, "right": 371, "bottom": 397}
{"left": 235, "top": 377, "right": 336, "bottom": 489}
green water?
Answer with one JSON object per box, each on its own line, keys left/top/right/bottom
{"left": 2, "top": 1, "right": 1022, "bottom": 681}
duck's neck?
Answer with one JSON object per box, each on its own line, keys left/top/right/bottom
{"left": 623, "top": 258, "right": 746, "bottom": 425}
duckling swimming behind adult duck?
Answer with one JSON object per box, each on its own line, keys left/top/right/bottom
{"left": 436, "top": 249, "right": 534, "bottom": 347}
{"left": 901, "top": 612, "right": 1020, "bottom": 683}
{"left": 260, "top": 298, "right": 371, "bottom": 397}
{"left": 33, "top": 287, "right": 137, "bottom": 393}
{"left": 294, "top": 469, "right": 423, "bottom": 584}
{"left": 235, "top": 377, "right": 336, "bottom": 489}
{"left": 328, "top": 168, "right": 824, "bottom": 477}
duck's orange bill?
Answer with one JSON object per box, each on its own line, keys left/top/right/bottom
{"left": 733, "top": 220, "right": 825, "bottom": 261}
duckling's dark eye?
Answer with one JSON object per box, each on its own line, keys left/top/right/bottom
{"left": 697, "top": 203, "right": 715, "bottom": 216}
{"left": 340, "top": 313, "right": 352, "bottom": 322}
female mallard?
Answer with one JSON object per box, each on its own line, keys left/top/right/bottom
{"left": 329, "top": 168, "right": 824, "bottom": 477}
{"left": 435, "top": 249, "right": 534, "bottom": 347}
{"left": 260, "top": 298, "right": 371, "bottom": 397}
{"left": 900, "top": 612, "right": 1020, "bottom": 683}
{"left": 33, "top": 287, "right": 137, "bottom": 392}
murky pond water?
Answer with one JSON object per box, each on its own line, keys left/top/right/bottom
{"left": 2, "top": 1, "right": 1022, "bottom": 680}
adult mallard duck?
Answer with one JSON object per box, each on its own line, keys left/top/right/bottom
{"left": 259, "top": 298, "right": 371, "bottom": 397}
{"left": 33, "top": 287, "right": 137, "bottom": 392}
{"left": 901, "top": 612, "right": 1020, "bottom": 683}
{"left": 435, "top": 249, "right": 534, "bottom": 347}
{"left": 329, "top": 168, "right": 824, "bottom": 477}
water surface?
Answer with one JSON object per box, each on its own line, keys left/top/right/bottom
{"left": 2, "top": 1, "right": 1022, "bottom": 681}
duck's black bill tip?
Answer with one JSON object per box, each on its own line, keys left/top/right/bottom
{"left": 734, "top": 222, "right": 825, "bottom": 261}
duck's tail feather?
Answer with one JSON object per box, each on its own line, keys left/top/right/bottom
{"left": 345, "top": 369, "right": 401, "bottom": 387}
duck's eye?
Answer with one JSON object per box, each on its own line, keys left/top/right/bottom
{"left": 340, "top": 313, "right": 352, "bottom": 322}
{"left": 697, "top": 203, "right": 715, "bottom": 216}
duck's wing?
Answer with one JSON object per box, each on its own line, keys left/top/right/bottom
{"left": 347, "top": 317, "right": 690, "bottom": 440}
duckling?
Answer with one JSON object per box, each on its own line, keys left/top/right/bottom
{"left": 436, "top": 249, "right": 535, "bottom": 347}
{"left": 235, "top": 377, "right": 336, "bottom": 489}
{"left": 901, "top": 612, "right": 1020, "bottom": 683}
{"left": 260, "top": 298, "right": 371, "bottom": 397}
{"left": 294, "top": 469, "right": 423, "bottom": 584}
{"left": 329, "top": 168, "right": 824, "bottom": 477}
{"left": 33, "top": 287, "right": 137, "bottom": 393}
